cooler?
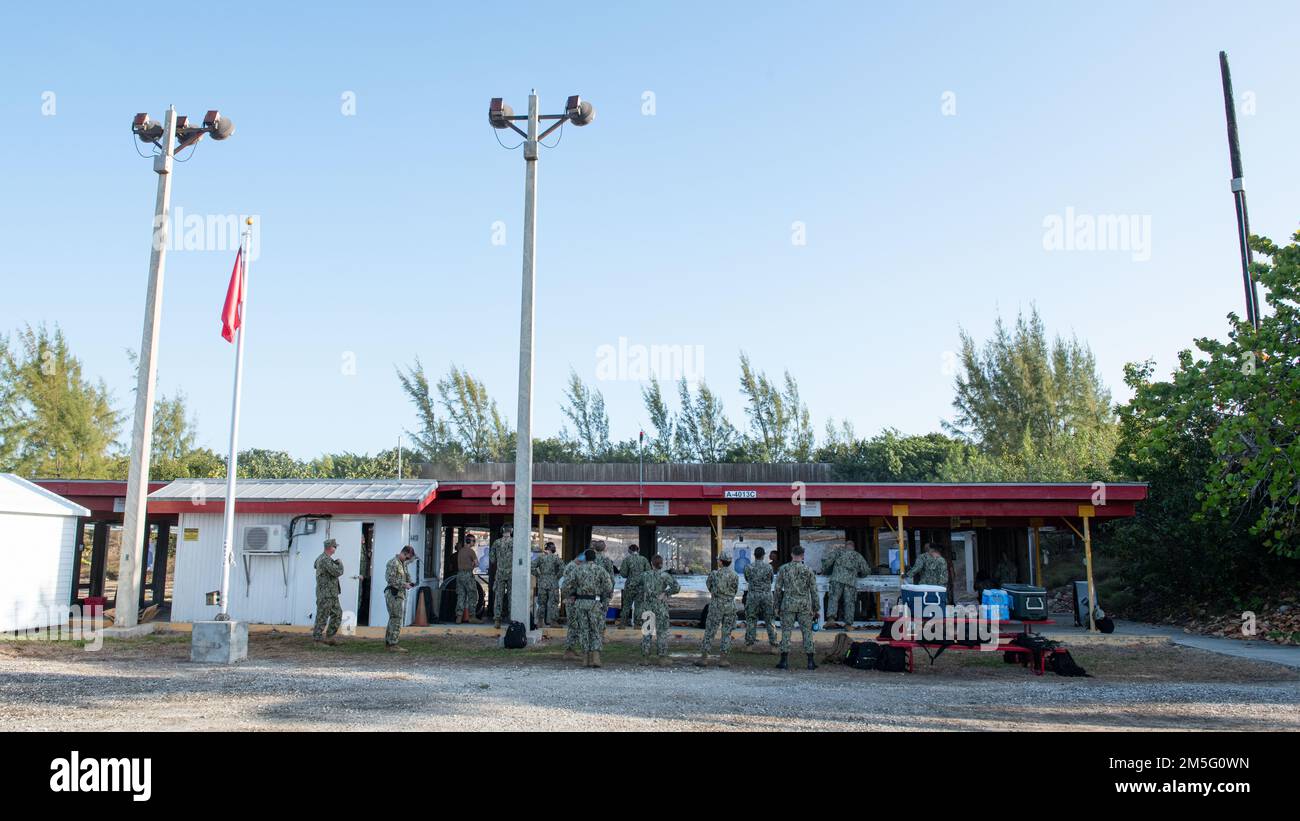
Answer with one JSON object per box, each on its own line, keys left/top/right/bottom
{"left": 900, "top": 583, "right": 947, "bottom": 616}
{"left": 1002, "top": 583, "right": 1048, "bottom": 621}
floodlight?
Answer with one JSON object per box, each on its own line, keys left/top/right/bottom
{"left": 565, "top": 95, "right": 594, "bottom": 126}
{"left": 132, "top": 113, "right": 164, "bottom": 143}
{"left": 205, "top": 110, "right": 235, "bottom": 140}
{"left": 489, "top": 98, "right": 514, "bottom": 128}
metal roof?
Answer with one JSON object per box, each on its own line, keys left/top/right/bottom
{"left": 0, "top": 473, "right": 91, "bottom": 518}
{"left": 149, "top": 478, "right": 438, "bottom": 504}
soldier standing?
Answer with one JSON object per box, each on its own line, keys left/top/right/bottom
{"left": 639, "top": 554, "right": 680, "bottom": 665}
{"left": 774, "top": 544, "right": 819, "bottom": 670}
{"left": 827, "top": 540, "right": 869, "bottom": 628}
{"left": 618, "top": 543, "right": 650, "bottom": 628}
{"left": 696, "top": 552, "right": 739, "bottom": 668}
{"left": 455, "top": 534, "right": 479, "bottom": 624}
{"left": 312, "top": 538, "right": 344, "bottom": 645}
{"left": 491, "top": 526, "right": 514, "bottom": 629}
{"left": 743, "top": 546, "right": 778, "bottom": 652}
{"left": 571, "top": 548, "right": 613, "bottom": 668}
{"left": 531, "top": 541, "right": 564, "bottom": 626}
{"left": 591, "top": 540, "right": 618, "bottom": 637}
{"left": 384, "top": 545, "right": 417, "bottom": 652}
{"left": 561, "top": 553, "right": 584, "bottom": 658}
{"left": 906, "top": 543, "right": 951, "bottom": 587}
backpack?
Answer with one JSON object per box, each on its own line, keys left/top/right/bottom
{"left": 848, "top": 641, "right": 883, "bottom": 670}
{"left": 1048, "top": 649, "right": 1091, "bottom": 677}
{"left": 826, "top": 633, "right": 853, "bottom": 664}
{"left": 875, "top": 645, "right": 908, "bottom": 672}
{"left": 503, "top": 620, "right": 527, "bottom": 649}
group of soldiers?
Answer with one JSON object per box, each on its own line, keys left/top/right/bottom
{"left": 313, "top": 531, "right": 951, "bottom": 667}
{"left": 311, "top": 538, "right": 417, "bottom": 652}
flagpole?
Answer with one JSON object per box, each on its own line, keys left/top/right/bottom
{"left": 218, "top": 219, "right": 252, "bottom": 619}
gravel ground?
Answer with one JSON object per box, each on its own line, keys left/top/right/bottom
{"left": 1, "top": 634, "right": 1297, "bottom": 731}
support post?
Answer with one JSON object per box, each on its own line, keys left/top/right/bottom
{"left": 118, "top": 106, "right": 178, "bottom": 628}
{"left": 1082, "top": 512, "right": 1097, "bottom": 633}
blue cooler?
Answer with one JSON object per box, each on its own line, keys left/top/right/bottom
{"left": 981, "top": 588, "right": 1011, "bottom": 621}
{"left": 900, "top": 584, "right": 947, "bottom": 616}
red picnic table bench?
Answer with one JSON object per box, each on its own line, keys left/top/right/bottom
{"left": 877, "top": 617, "right": 1065, "bottom": 675}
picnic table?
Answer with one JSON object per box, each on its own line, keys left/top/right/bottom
{"left": 877, "top": 616, "right": 1064, "bottom": 675}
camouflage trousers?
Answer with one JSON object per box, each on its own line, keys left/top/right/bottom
{"left": 535, "top": 585, "right": 560, "bottom": 626}
{"left": 701, "top": 598, "right": 737, "bottom": 656}
{"left": 779, "top": 608, "right": 815, "bottom": 654}
{"left": 313, "top": 594, "right": 341, "bottom": 640}
{"left": 384, "top": 589, "right": 405, "bottom": 646}
{"left": 620, "top": 584, "right": 643, "bottom": 627}
{"left": 573, "top": 598, "right": 605, "bottom": 652}
{"left": 828, "top": 581, "right": 857, "bottom": 623}
{"left": 640, "top": 602, "right": 670, "bottom": 656}
{"left": 744, "top": 592, "right": 778, "bottom": 646}
{"left": 493, "top": 574, "right": 511, "bottom": 622}
{"left": 564, "top": 598, "right": 578, "bottom": 649}
{"left": 454, "top": 571, "right": 477, "bottom": 618}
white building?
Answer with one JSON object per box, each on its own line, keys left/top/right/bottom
{"left": 0, "top": 474, "right": 90, "bottom": 632}
{"left": 151, "top": 479, "right": 436, "bottom": 628}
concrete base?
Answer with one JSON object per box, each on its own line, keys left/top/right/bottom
{"left": 191, "top": 620, "right": 248, "bottom": 664}
{"left": 101, "top": 623, "right": 157, "bottom": 639}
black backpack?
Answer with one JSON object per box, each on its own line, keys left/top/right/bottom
{"left": 503, "top": 620, "right": 527, "bottom": 649}
{"left": 875, "top": 646, "right": 908, "bottom": 672}
{"left": 848, "top": 641, "right": 883, "bottom": 670}
{"left": 1048, "top": 649, "right": 1091, "bottom": 677}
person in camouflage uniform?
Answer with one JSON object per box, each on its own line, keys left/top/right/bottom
{"left": 743, "top": 546, "right": 778, "bottom": 651}
{"left": 312, "top": 538, "right": 344, "bottom": 644}
{"left": 455, "top": 534, "right": 479, "bottom": 623}
{"left": 618, "top": 543, "right": 650, "bottom": 628}
{"left": 590, "top": 541, "right": 618, "bottom": 637}
{"left": 820, "top": 543, "right": 844, "bottom": 576}
{"left": 531, "top": 541, "right": 564, "bottom": 626}
{"left": 561, "top": 554, "right": 584, "bottom": 658}
{"left": 639, "top": 554, "right": 680, "bottom": 664}
{"left": 827, "top": 540, "right": 869, "bottom": 627}
{"left": 696, "top": 552, "right": 739, "bottom": 667}
{"left": 906, "top": 543, "right": 950, "bottom": 587}
{"left": 384, "top": 546, "right": 416, "bottom": 651}
{"left": 570, "top": 549, "right": 613, "bottom": 668}
{"left": 774, "top": 544, "right": 819, "bottom": 670}
{"left": 491, "top": 527, "right": 514, "bottom": 628}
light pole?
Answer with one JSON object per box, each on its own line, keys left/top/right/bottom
{"left": 1218, "top": 51, "right": 1262, "bottom": 331}
{"left": 489, "top": 91, "right": 594, "bottom": 640}
{"left": 117, "top": 107, "right": 234, "bottom": 629}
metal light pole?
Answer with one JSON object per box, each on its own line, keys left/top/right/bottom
{"left": 489, "top": 91, "right": 594, "bottom": 640}
{"left": 118, "top": 107, "right": 234, "bottom": 629}
{"left": 1219, "top": 51, "right": 1261, "bottom": 330}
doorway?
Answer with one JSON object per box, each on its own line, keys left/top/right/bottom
{"left": 357, "top": 523, "right": 375, "bottom": 626}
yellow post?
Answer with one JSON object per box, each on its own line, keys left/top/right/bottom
{"left": 710, "top": 504, "right": 727, "bottom": 570}
{"left": 1080, "top": 506, "right": 1097, "bottom": 633}
{"left": 892, "top": 505, "right": 909, "bottom": 577}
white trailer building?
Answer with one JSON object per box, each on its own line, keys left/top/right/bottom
{"left": 151, "top": 479, "right": 436, "bottom": 628}
{"left": 0, "top": 473, "right": 90, "bottom": 632}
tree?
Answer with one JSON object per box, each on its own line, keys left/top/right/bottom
{"left": 816, "top": 428, "right": 970, "bottom": 482}
{"left": 396, "top": 358, "right": 451, "bottom": 461}
{"left": 675, "top": 377, "right": 741, "bottom": 462}
{"left": 737, "top": 353, "right": 814, "bottom": 462}
{"left": 560, "top": 370, "right": 611, "bottom": 459}
{"left": 0, "top": 324, "right": 121, "bottom": 477}
{"left": 397, "top": 360, "right": 512, "bottom": 465}
{"left": 640, "top": 375, "right": 678, "bottom": 462}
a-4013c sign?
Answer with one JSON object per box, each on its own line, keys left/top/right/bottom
{"left": 723, "top": 490, "right": 757, "bottom": 499}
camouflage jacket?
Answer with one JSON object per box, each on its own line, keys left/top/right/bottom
{"left": 532, "top": 552, "right": 565, "bottom": 587}
{"left": 830, "top": 549, "right": 869, "bottom": 585}
{"left": 620, "top": 553, "right": 650, "bottom": 586}
{"left": 314, "top": 552, "right": 343, "bottom": 598}
{"left": 639, "top": 568, "right": 680, "bottom": 605}
{"left": 572, "top": 562, "right": 613, "bottom": 600}
{"left": 743, "top": 561, "right": 774, "bottom": 597}
{"left": 906, "top": 552, "right": 949, "bottom": 587}
{"left": 820, "top": 545, "right": 843, "bottom": 576}
{"left": 385, "top": 555, "right": 411, "bottom": 595}
{"left": 592, "top": 553, "right": 618, "bottom": 582}
{"left": 774, "top": 561, "right": 818, "bottom": 614}
{"left": 706, "top": 566, "right": 739, "bottom": 600}
{"left": 491, "top": 536, "right": 513, "bottom": 577}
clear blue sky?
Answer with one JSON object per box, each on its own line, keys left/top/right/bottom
{"left": 2, "top": 1, "right": 1297, "bottom": 459}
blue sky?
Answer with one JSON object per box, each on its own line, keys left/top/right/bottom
{"left": 2, "top": 1, "right": 1297, "bottom": 459}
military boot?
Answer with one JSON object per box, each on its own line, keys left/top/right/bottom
{"left": 776, "top": 652, "right": 789, "bottom": 669}
{"left": 693, "top": 653, "right": 710, "bottom": 668}
{"left": 717, "top": 655, "right": 731, "bottom": 668}
{"left": 806, "top": 653, "right": 818, "bottom": 670}
{"left": 583, "top": 652, "right": 592, "bottom": 668}
{"left": 493, "top": 619, "right": 501, "bottom": 629}
{"left": 590, "top": 651, "right": 602, "bottom": 668}
{"left": 657, "top": 655, "right": 670, "bottom": 667}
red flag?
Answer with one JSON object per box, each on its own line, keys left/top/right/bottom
{"left": 220, "top": 247, "right": 244, "bottom": 343}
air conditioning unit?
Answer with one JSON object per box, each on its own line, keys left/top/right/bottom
{"left": 241, "top": 524, "right": 287, "bottom": 554}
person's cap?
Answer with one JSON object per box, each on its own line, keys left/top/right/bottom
{"left": 323, "top": 538, "right": 338, "bottom": 548}
{"left": 718, "top": 550, "right": 732, "bottom": 563}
